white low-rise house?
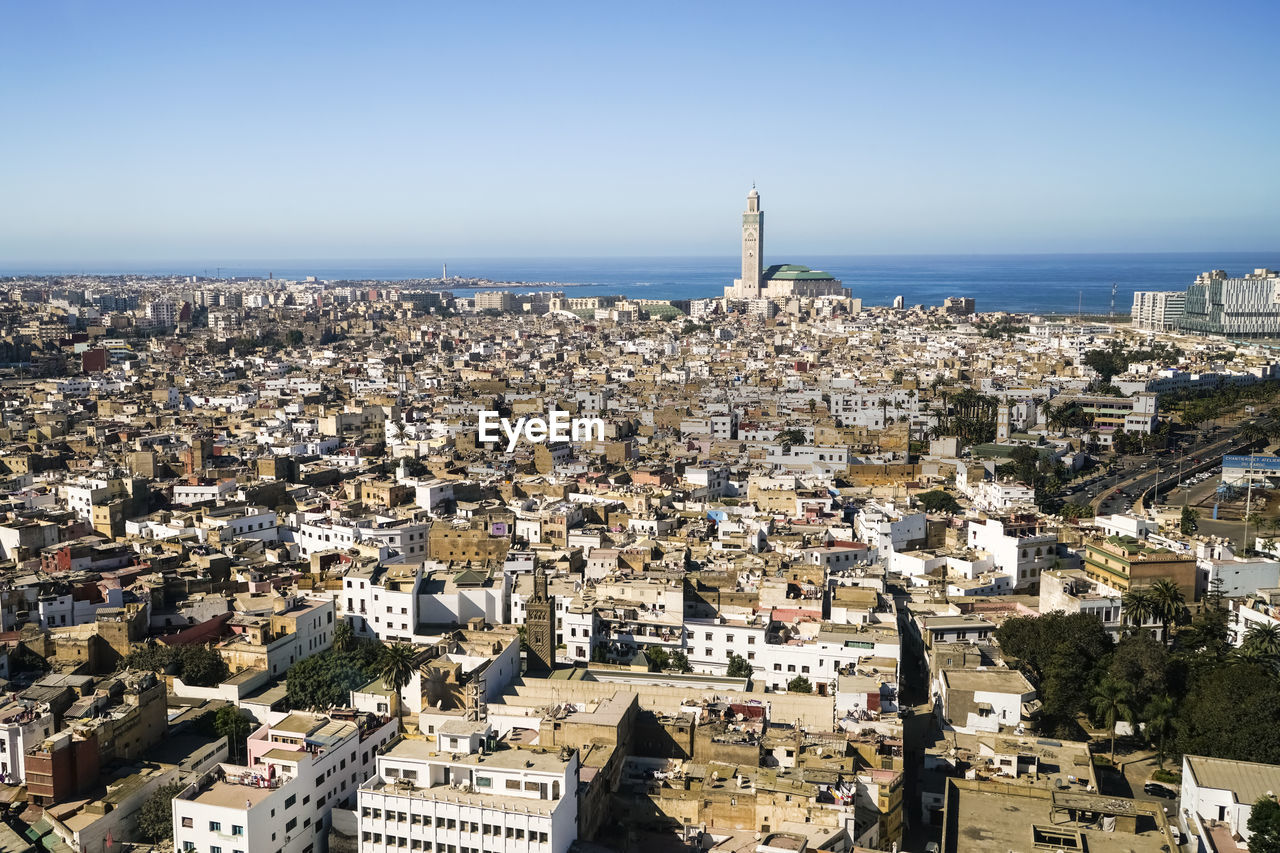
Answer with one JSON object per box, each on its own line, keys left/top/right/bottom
{"left": 1039, "top": 569, "right": 1126, "bottom": 637}
{"left": 411, "top": 479, "right": 455, "bottom": 515}
{"left": 969, "top": 480, "right": 1036, "bottom": 513}
{"left": 1228, "top": 589, "right": 1280, "bottom": 647}
{"left": 202, "top": 506, "right": 279, "bottom": 544}
{"left": 1204, "top": 558, "right": 1280, "bottom": 600}
{"left": 0, "top": 700, "right": 53, "bottom": 783}
{"left": 173, "top": 711, "right": 397, "bottom": 853}
{"left": 173, "top": 478, "right": 238, "bottom": 506}
{"left": 1094, "top": 513, "right": 1157, "bottom": 540}
{"left": 855, "top": 501, "right": 926, "bottom": 554}
{"left": 935, "top": 668, "right": 1038, "bottom": 735}
{"left": 1181, "top": 754, "right": 1280, "bottom": 847}
{"left": 38, "top": 584, "right": 127, "bottom": 631}
{"left": 966, "top": 516, "right": 1060, "bottom": 590}
{"left": 356, "top": 730, "right": 579, "bottom": 853}
{"left": 682, "top": 465, "right": 730, "bottom": 500}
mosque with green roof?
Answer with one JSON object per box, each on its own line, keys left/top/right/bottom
{"left": 724, "top": 188, "right": 850, "bottom": 301}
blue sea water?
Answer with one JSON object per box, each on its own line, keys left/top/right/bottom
{"left": 7, "top": 252, "right": 1278, "bottom": 315}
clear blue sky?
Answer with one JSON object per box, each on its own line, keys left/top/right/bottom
{"left": 2, "top": 0, "right": 1278, "bottom": 264}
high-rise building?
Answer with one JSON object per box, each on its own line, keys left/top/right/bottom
{"left": 1179, "top": 268, "right": 1280, "bottom": 337}
{"left": 1130, "top": 290, "right": 1186, "bottom": 331}
{"left": 474, "top": 291, "right": 516, "bottom": 313}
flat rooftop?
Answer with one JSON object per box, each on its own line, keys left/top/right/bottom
{"left": 941, "top": 668, "right": 1034, "bottom": 694}
{"left": 945, "top": 779, "right": 1175, "bottom": 853}
{"left": 383, "top": 738, "right": 571, "bottom": 774}
{"left": 193, "top": 777, "right": 280, "bottom": 809}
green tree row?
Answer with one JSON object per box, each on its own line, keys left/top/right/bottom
{"left": 996, "top": 589, "right": 1280, "bottom": 767}
{"left": 120, "top": 642, "right": 229, "bottom": 687}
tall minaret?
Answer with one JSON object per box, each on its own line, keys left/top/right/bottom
{"left": 741, "top": 186, "right": 764, "bottom": 297}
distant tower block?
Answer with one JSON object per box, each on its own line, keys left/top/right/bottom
{"left": 893, "top": 295, "right": 905, "bottom": 309}
{"left": 442, "top": 263, "right": 448, "bottom": 280}
{"left": 996, "top": 403, "right": 1012, "bottom": 444}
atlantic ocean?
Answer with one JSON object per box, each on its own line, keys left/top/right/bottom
{"left": 10, "top": 252, "right": 1280, "bottom": 315}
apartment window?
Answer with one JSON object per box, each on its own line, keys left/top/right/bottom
{"left": 231, "top": 826, "right": 243, "bottom": 837}
{"left": 209, "top": 822, "right": 221, "bottom": 833}
{"left": 286, "top": 818, "right": 297, "bottom": 832}
{"left": 183, "top": 845, "right": 194, "bottom": 852}
{"left": 506, "top": 779, "right": 521, "bottom": 790}
{"left": 285, "top": 795, "right": 297, "bottom": 808}
{"left": 747, "top": 636, "right": 755, "bottom": 645}
{"left": 211, "top": 848, "right": 222, "bottom": 853}
{"left": 705, "top": 648, "right": 713, "bottom": 656}
{"left": 475, "top": 776, "right": 492, "bottom": 787}
{"left": 181, "top": 818, "right": 193, "bottom": 828}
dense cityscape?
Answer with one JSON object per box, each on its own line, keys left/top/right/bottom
{"left": 0, "top": 187, "right": 1273, "bottom": 853}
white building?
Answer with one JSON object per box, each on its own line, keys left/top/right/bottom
{"left": 967, "top": 517, "right": 1060, "bottom": 590}
{"left": 0, "top": 700, "right": 53, "bottom": 783}
{"left": 1181, "top": 754, "right": 1280, "bottom": 846}
{"left": 1180, "top": 268, "right": 1280, "bottom": 338}
{"left": 855, "top": 502, "right": 925, "bottom": 554}
{"left": 173, "top": 711, "right": 398, "bottom": 853}
{"left": 356, "top": 733, "right": 579, "bottom": 853}
{"left": 173, "top": 479, "right": 238, "bottom": 506}
{"left": 1130, "top": 290, "right": 1186, "bottom": 331}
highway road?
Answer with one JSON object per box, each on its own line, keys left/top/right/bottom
{"left": 1060, "top": 418, "right": 1274, "bottom": 521}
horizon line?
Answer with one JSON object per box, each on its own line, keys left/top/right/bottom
{"left": 3, "top": 247, "right": 1279, "bottom": 274}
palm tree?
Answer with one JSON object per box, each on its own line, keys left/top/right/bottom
{"left": 1039, "top": 397, "right": 1055, "bottom": 429}
{"left": 1246, "top": 511, "right": 1266, "bottom": 552}
{"left": 1143, "top": 694, "right": 1176, "bottom": 769}
{"left": 1092, "top": 677, "right": 1134, "bottom": 763}
{"left": 1148, "top": 579, "right": 1187, "bottom": 646}
{"left": 1121, "top": 588, "right": 1155, "bottom": 634}
{"left": 1244, "top": 622, "right": 1280, "bottom": 659}
{"left": 377, "top": 642, "right": 418, "bottom": 730}
{"left": 333, "top": 619, "right": 354, "bottom": 654}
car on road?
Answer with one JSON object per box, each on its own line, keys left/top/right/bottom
{"left": 1143, "top": 781, "right": 1177, "bottom": 799}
